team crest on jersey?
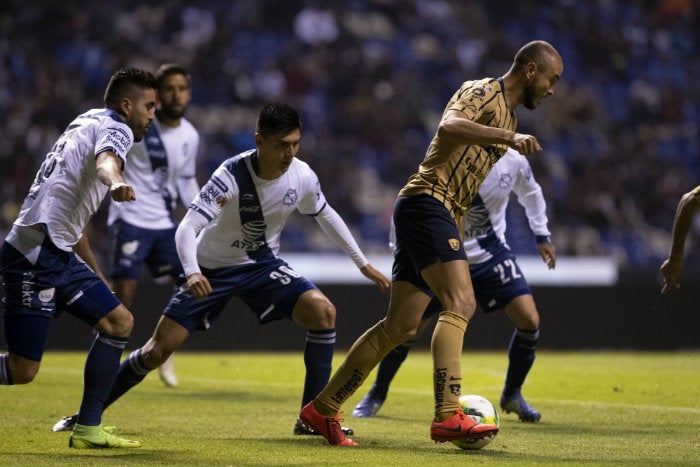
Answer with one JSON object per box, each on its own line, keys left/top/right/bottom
{"left": 122, "top": 240, "right": 139, "bottom": 256}
{"left": 38, "top": 288, "right": 55, "bottom": 303}
{"left": 283, "top": 188, "right": 298, "bottom": 206}
{"left": 448, "top": 238, "right": 461, "bottom": 251}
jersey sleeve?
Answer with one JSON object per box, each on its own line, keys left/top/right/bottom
{"left": 188, "top": 163, "right": 237, "bottom": 222}
{"left": 512, "top": 153, "right": 550, "bottom": 237}
{"left": 449, "top": 80, "right": 500, "bottom": 124}
{"left": 95, "top": 122, "right": 134, "bottom": 164}
{"left": 297, "top": 165, "right": 328, "bottom": 215}
{"left": 176, "top": 130, "right": 201, "bottom": 206}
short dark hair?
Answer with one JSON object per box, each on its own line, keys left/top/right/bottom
{"left": 104, "top": 67, "right": 157, "bottom": 108}
{"left": 155, "top": 63, "right": 191, "bottom": 88}
{"left": 256, "top": 102, "right": 302, "bottom": 137}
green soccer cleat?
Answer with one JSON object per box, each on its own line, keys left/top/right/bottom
{"left": 69, "top": 424, "right": 141, "bottom": 449}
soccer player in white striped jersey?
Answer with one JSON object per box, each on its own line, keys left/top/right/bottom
{"left": 352, "top": 148, "right": 555, "bottom": 422}
{"left": 0, "top": 67, "right": 156, "bottom": 449}
{"left": 107, "top": 63, "right": 200, "bottom": 388}
{"left": 52, "top": 102, "right": 391, "bottom": 439}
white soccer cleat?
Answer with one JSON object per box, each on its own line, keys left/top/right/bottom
{"left": 158, "top": 354, "right": 178, "bottom": 388}
{"left": 52, "top": 414, "right": 78, "bottom": 432}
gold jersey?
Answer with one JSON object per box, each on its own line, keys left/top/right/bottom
{"left": 399, "top": 77, "right": 516, "bottom": 224}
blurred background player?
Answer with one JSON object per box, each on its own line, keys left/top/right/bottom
{"left": 106, "top": 63, "right": 200, "bottom": 388}
{"left": 52, "top": 102, "right": 391, "bottom": 438}
{"left": 353, "top": 147, "right": 555, "bottom": 422}
{"left": 300, "top": 40, "right": 563, "bottom": 446}
{"left": 0, "top": 67, "right": 156, "bottom": 449}
{"left": 660, "top": 185, "right": 700, "bottom": 294}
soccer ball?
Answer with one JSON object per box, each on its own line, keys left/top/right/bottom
{"left": 451, "top": 394, "right": 500, "bottom": 450}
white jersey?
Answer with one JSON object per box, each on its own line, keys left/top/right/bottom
{"left": 14, "top": 108, "right": 134, "bottom": 250}
{"left": 107, "top": 116, "right": 200, "bottom": 229}
{"left": 188, "top": 150, "right": 327, "bottom": 269}
{"left": 463, "top": 148, "right": 550, "bottom": 264}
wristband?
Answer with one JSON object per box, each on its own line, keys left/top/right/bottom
{"left": 536, "top": 235, "right": 551, "bottom": 244}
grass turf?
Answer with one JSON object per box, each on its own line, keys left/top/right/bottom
{"left": 1, "top": 350, "right": 698, "bottom": 466}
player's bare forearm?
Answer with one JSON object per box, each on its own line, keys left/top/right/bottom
{"left": 360, "top": 264, "right": 391, "bottom": 294}
{"left": 660, "top": 259, "right": 682, "bottom": 294}
{"left": 667, "top": 191, "right": 700, "bottom": 262}
{"left": 96, "top": 151, "right": 136, "bottom": 202}
{"left": 438, "top": 110, "right": 541, "bottom": 154}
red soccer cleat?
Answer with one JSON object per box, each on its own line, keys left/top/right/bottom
{"left": 299, "top": 401, "right": 358, "bottom": 446}
{"left": 430, "top": 409, "right": 499, "bottom": 443}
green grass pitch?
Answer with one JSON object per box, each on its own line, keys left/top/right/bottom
{"left": 1, "top": 350, "right": 698, "bottom": 466}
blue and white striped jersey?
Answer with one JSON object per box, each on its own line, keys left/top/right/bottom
{"left": 463, "top": 148, "right": 550, "bottom": 264}
{"left": 108, "top": 116, "right": 199, "bottom": 229}
{"left": 15, "top": 108, "right": 134, "bottom": 250}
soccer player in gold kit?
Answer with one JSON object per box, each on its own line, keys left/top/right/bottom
{"left": 300, "top": 40, "right": 563, "bottom": 446}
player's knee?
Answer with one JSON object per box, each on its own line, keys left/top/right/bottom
{"left": 447, "top": 295, "right": 477, "bottom": 319}
{"left": 523, "top": 314, "right": 540, "bottom": 331}
{"left": 382, "top": 319, "right": 420, "bottom": 344}
{"left": 311, "top": 300, "right": 336, "bottom": 329}
{"left": 10, "top": 364, "right": 39, "bottom": 384}
{"left": 96, "top": 307, "right": 134, "bottom": 337}
{"left": 513, "top": 308, "right": 540, "bottom": 330}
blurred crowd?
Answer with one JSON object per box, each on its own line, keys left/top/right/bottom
{"left": 0, "top": 0, "right": 698, "bottom": 268}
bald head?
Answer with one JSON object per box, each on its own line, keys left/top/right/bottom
{"left": 504, "top": 40, "right": 563, "bottom": 110}
{"left": 513, "top": 40, "right": 562, "bottom": 73}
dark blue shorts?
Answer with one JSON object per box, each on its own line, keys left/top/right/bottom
{"left": 423, "top": 245, "right": 531, "bottom": 318}
{"left": 0, "top": 231, "right": 120, "bottom": 361}
{"left": 109, "top": 219, "right": 182, "bottom": 281}
{"left": 392, "top": 195, "right": 467, "bottom": 294}
{"left": 163, "top": 257, "right": 317, "bottom": 332}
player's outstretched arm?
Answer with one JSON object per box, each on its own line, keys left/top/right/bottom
{"left": 660, "top": 186, "right": 700, "bottom": 293}
{"left": 314, "top": 205, "right": 390, "bottom": 292}
{"left": 438, "top": 110, "right": 542, "bottom": 155}
{"left": 96, "top": 150, "right": 136, "bottom": 202}
{"left": 360, "top": 264, "right": 391, "bottom": 294}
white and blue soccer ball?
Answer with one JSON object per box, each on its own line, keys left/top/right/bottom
{"left": 451, "top": 394, "right": 500, "bottom": 450}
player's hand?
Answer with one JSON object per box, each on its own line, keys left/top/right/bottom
{"left": 360, "top": 264, "right": 391, "bottom": 294}
{"left": 110, "top": 182, "right": 136, "bottom": 202}
{"left": 509, "top": 133, "right": 542, "bottom": 155}
{"left": 186, "top": 272, "right": 213, "bottom": 299}
{"left": 660, "top": 258, "right": 682, "bottom": 294}
{"left": 537, "top": 242, "right": 556, "bottom": 270}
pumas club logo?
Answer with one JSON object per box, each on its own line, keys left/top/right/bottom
{"left": 448, "top": 238, "right": 461, "bottom": 251}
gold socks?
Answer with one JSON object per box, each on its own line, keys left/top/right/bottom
{"left": 431, "top": 311, "right": 468, "bottom": 420}
{"left": 315, "top": 320, "right": 398, "bottom": 415}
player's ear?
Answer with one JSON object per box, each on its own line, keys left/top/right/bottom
{"left": 525, "top": 62, "right": 537, "bottom": 80}
{"left": 254, "top": 132, "right": 264, "bottom": 146}
{"left": 119, "top": 97, "right": 132, "bottom": 117}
